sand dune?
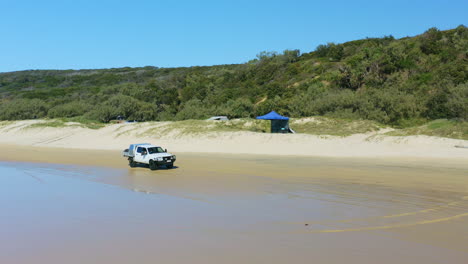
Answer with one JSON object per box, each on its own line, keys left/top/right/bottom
{"left": 0, "top": 120, "right": 466, "bottom": 159}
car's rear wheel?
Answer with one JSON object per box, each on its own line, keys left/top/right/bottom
{"left": 149, "top": 160, "right": 157, "bottom": 170}
{"left": 129, "top": 158, "right": 136, "bottom": 168}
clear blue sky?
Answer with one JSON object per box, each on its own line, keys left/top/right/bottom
{"left": 1, "top": 0, "right": 466, "bottom": 72}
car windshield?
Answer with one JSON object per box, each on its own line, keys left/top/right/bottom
{"left": 147, "top": 147, "right": 165, "bottom": 154}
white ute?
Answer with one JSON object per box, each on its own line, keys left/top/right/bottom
{"left": 123, "top": 143, "right": 176, "bottom": 170}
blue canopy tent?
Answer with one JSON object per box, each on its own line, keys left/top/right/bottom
{"left": 256, "top": 111, "right": 294, "bottom": 133}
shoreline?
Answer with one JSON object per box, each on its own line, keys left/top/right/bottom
{"left": 1, "top": 143, "right": 468, "bottom": 196}
{"left": 1, "top": 143, "right": 467, "bottom": 165}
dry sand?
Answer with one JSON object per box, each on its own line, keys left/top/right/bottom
{"left": 0, "top": 119, "right": 467, "bottom": 159}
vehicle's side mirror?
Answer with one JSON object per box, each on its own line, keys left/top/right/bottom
{"left": 165, "top": 149, "right": 167, "bottom": 153}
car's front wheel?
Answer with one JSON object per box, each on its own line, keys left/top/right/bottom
{"left": 149, "top": 160, "right": 157, "bottom": 170}
{"left": 167, "top": 163, "right": 174, "bottom": 169}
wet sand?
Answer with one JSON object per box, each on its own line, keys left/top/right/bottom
{"left": 1, "top": 145, "right": 468, "bottom": 263}
{"left": 0, "top": 144, "right": 467, "bottom": 193}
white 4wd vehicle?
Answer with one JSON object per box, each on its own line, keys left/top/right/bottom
{"left": 123, "top": 143, "right": 176, "bottom": 170}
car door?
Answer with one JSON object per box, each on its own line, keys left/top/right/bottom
{"left": 140, "top": 148, "right": 150, "bottom": 163}
{"left": 134, "top": 147, "right": 146, "bottom": 163}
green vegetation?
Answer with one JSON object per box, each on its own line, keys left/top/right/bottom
{"left": 143, "top": 119, "right": 270, "bottom": 136}
{"left": 138, "top": 117, "right": 383, "bottom": 137}
{"left": 26, "top": 120, "right": 69, "bottom": 128}
{"left": 0, "top": 121, "right": 14, "bottom": 128}
{"left": 114, "top": 117, "right": 467, "bottom": 139}
{"left": 386, "top": 119, "right": 468, "bottom": 140}
{"left": 60, "top": 117, "right": 106, "bottom": 129}
{"left": 290, "top": 117, "right": 383, "bottom": 136}
{"left": 0, "top": 26, "right": 467, "bottom": 134}
{"left": 24, "top": 118, "right": 105, "bottom": 130}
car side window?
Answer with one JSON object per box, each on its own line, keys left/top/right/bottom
{"left": 137, "top": 147, "right": 143, "bottom": 153}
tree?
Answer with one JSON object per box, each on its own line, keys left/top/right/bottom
{"left": 314, "top": 43, "right": 343, "bottom": 61}
{"left": 420, "top": 27, "right": 443, "bottom": 55}
{"left": 256, "top": 51, "right": 278, "bottom": 61}
{"left": 282, "top": 49, "right": 300, "bottom": 63}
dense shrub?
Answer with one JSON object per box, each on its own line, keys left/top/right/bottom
{"left": 0, "top": 99, "right": 49, "bottom": 120}
{"left": 445, "top": 83, "right": 468, "bottom": 120}
{"left": 48, "top": 101, "right": 91, "bottom": 118}
{"left": 315, "top": 43, "right": 344, "bottom": 61}
{"left": 217, "top": 98, "right": 254, "bottom": 118}
{"left": 84, "top": 105, "right": 118, "bottom": 123}
{"left": 175, "top": 99, "right": 212, "bottom": 120}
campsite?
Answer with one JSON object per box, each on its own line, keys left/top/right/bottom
{"left": 256, "top": 111, "right": 295, "bottom": 133}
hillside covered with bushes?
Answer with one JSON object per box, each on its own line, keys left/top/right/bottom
{"left": 0, "top": 26, "right": 466, "bottom": 126}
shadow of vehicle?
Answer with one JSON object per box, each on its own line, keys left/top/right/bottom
{"left": 157, "top": 165, "right": 179, "bottom": 170}
{"left": 130, "top": 162, "right": 178, "bottom": 170}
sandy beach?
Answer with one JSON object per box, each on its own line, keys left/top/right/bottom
{"left": 0, "top": 119, "right": 467, "bottom": 159}
{"left": 1, "top": 120, "right": 468, "bottom": 264}
{"left": 0, "top": 119, "right": 467, "bottom": 192}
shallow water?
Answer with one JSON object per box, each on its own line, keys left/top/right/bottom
{"left": 1, "top": 157, "right": 467, "bottom": 264}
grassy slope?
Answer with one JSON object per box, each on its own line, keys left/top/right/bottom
{"left": 385, "top": 119, "right": 468, "bottom": 140}
{"left": 0, "top": 26, "right": 466, "bottom": 125}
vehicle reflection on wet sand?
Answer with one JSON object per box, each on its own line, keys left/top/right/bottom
{"left": 1, "top": 155, "right": 467, "bottom": 264}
